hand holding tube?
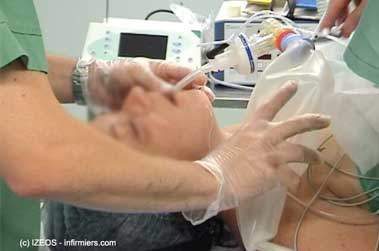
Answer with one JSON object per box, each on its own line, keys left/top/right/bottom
{"left": 184, "top": 82, "right": 331, "bottom": 224}
{"left": 85, "top": 58, "right": 208, "bottom": 112}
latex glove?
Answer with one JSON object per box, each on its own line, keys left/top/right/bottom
{"left": 183, "top": 82, "right": 331, "bottom": 224}
{"left": 320, "top": 0, "right": 368, "bottom": 37}
{"left": 86, "top": 58, "right": 208, "bottom": 112}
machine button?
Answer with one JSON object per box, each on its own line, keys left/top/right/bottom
{"left": 172, "top": 49, "right": 182, "bottom": 54}
{"left": 173, "top": 42, "right": 182, "bottom": 47}
{"left": 188, "top": 57, "right": 193, "bottom": 63}
{"left": 176, "top": 56, "right": 181, "bottom": 62}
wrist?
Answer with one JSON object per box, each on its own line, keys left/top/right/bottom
{"left": 71, "top": 58, "right": 94, "bottom": 105}
{"left": 193, "top": 161, "right": 220, "bottom": 203}
{"left": 182, "top": 161, "right": 223, "bottom": 224}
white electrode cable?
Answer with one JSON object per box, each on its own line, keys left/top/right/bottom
{"left": 287, "top": 139, "right": 379, "bottom": 226}
{"left": 289, "top": 148, "right": 379, "bottom": 251}
{"left": 293, "top": 156, "right": 344, "bottom": 251}
{"left": 306, "top": 158, "right": 379, "bottom": 207}
{"left": 243, "top": 11, "right": 297, "bottom": 28}
{"left": 287, "top": 192, "right": 379, "bottom": 225}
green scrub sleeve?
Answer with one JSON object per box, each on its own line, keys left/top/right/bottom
{"left": 359, "top": 164, "right": 379, "bottom": 213}
{"left": 0, "top": 22, "right": 48, "bottom": 72}
{"left": 344, "top": 0, "right": 379, "bottom": 86}
{"left": 0, "top": 2, "right": 48, "bottom": 251}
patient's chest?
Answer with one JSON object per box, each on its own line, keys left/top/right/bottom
{"left": 273, "top": 180, "right": 379, "bottom": 251}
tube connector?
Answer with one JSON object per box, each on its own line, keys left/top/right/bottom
{"left": 277, "top": 32, "right": 315, "bottom": 52}
{"left": 208, "top": 33, "right": 255, "bottom": 75}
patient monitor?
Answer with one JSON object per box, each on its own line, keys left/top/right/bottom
{"left": 82, "top": 18, "right": 202, "bottom": 69}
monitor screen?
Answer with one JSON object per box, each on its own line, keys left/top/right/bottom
{"left": 118, "top": 33, "right": 168, "bottom": 59}
{"left": 258, "top": 54, "right": 272, "bottom": 60}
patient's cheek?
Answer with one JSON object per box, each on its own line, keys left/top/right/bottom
{"left": 91, "top": 114, "right": 120, "bottom": 136}
{"left": 134, "top": 113, "right": 212, "bottom": 160}
{"left": 91, "top": 113, "right": 143, "bottom": 149}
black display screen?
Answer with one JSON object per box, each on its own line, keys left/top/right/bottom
{"left": 258, "top": 54, "right": 272, "bottom": 60}
{"left": 118, "top": 33, "right": 168, "bottom": 59}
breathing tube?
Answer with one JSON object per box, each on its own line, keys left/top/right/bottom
{"left": 174, "top": 17, "right": 301, "bottom": 92}
{"left": 173, "top": 14, "right": 342, "bottom": 92}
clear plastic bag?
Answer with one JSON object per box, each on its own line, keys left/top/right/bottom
{"left": 320, "top": 43, "right": 379, "bottom": 173}
{"left": 237, "top": 40, "right": 379, "bottom": 250}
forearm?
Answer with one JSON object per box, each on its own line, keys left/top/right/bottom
{"left": 47, "top": 54, "right": 76, "bottom": 103}
{"left": 47, "top": 142, "right": 217, "bottom": 213}
{"left": 0, "top": 61, "right": 217, "bottom": 213}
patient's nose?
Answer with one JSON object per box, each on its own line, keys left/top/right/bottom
{"left": 122, "top": 87, "right": 151, "bottom": 117}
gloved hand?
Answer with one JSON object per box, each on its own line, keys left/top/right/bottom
{"left": 85, "top": 58, "right": 208, "bottom": 112}
{"left": 183, "top": 82, "right": 331, "bottom": 224}
{"left": 320, "top": 0, "right": 368, "bottom": 37}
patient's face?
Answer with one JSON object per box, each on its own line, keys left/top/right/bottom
{"left": 92, "top": 87, "right": 223, "bottom": 160}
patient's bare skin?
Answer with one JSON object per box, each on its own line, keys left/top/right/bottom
{"left": 90, "top": 87, "right": 248, "bottom": 246}
{"left": 91, "top": 86, "right": 225, "bottom": 160}
{"left": 273, "top": 134, "right": 379, "bottom": 251}
{"left": 274, "top": 180, "right": 378, "bottom": 251}
{"left": 219, "top": 132, "right": 378, "bottom": 251}
{"left": 92, "top": 91, "right": 377, "bottom": 251}
{"left": 89, "top": 87, "right": 244, "bottom": 247}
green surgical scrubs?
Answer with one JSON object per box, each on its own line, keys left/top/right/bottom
{"left": 344, "top": 0, "right": 379, "bottom": 86}
{"left": 0, "top": 1, "right": 47, "bottom": 251}
{"left": 344, "top": 0, "right": 379, "bottom": 213}
{"left": 359, "top": 165, "right": 379, "bottom": 213}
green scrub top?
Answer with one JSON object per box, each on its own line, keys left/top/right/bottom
{"left": 0, "top": 1, "right": 47, "bottom": 251}
{"left": 344, "top": 0, "right": 379, "bottom": 213}
{"left": 344, "top": 0, "right": 379, "bottom": 86}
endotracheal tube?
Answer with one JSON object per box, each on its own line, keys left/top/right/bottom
{"left": 173, "top": 18, "right": 311, "bottom": 92}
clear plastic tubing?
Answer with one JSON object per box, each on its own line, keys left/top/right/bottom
{"left": 172, "top": 64, "right": 213, "bottom": 92}
{"left": 172, "top": 18, "right": 298, "bottom": 92}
